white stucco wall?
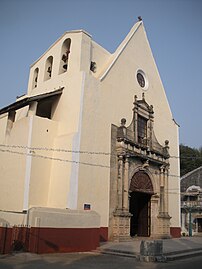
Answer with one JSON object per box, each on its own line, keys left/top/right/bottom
{"left": 77, "top": 22, "right": 180, "bottom": 228}
{"left": 0, "top": 22, "right": 180, "bottom": 230}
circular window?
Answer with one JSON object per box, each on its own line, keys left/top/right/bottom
{"left": 136, "top": 70, "right": 148, "bottom": 90}
{"left": 137, "top": 73, "right": 145, "bottom": 87}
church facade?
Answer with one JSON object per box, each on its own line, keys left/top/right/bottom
{"left": 0, "top": 20, "right": 181, "bottom": 253}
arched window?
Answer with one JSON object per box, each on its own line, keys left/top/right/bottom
{"left": 59, "top": 38, "right": 71, "bottom": 74}
{"left": 33, "top": 68, "right": 39, "bottom": 88}
{"left": 44, "top": 56, "right": 53, "bottom": 81}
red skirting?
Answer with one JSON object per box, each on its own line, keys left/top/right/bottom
{"left": 100, "top": 227, "right": 108, "bottom": 242}
{"left": 170, "top": 227, "right": 181, "bottom": 238}
{"left": 28, "top": 227, "right": 100, "bottom": 254}
{"left": 0, "top": 226, "right": 104, "bottom": 254}
{"left": 0, "top": 227, "right": 12, "bottom": 254}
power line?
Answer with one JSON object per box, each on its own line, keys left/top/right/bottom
{"left": 0, "top": 144, "right": 111, "bottom": 156}
{"left": 0, "top": 148, "right": 110, "bottom": 169}
{"left": 0, "top": 147, "right": 181, "bottom": 178}
{"left": 1, "top": 148, "right": 201, "bottom": 196}
{"left": 1, "top": 143, "right": 202, "bottom": 159}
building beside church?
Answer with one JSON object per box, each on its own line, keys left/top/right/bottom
{"left": 0, "top": 20, "right": 180, "bottom": 253}
{"left": 181, "top": 167, "right": 202, "bottom": 236}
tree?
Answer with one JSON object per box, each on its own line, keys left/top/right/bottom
{"left": 180, "top": 144, "right": 202, "bottom": 176}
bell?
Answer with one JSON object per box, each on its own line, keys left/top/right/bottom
{"left": 63, "top": 64, "right": 67, "bottom": 70}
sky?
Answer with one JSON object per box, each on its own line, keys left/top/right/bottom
{"left": 0, "top": 0, "right": 201, "bottom": 149}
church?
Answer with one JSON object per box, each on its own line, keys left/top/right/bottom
{"left": 0, "top": 19, "right": 181, "bottom": 254}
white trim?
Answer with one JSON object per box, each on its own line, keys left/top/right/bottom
{"left": 100, "top": 21, "right": 142, "bottom": 81}
{"left": 23, "top": 116, "right": 33, "bottom": 210}
{"left": 67, "top": 72, "right": 86, "bottom": 209}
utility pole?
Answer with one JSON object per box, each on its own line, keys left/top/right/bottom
{"left": 188, "top": 208, "right": 192, "bottom": 237}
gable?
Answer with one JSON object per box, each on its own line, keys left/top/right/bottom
{"left": 98, "top": 21, "right": 175, "bottom": 146}
{"left": 99, "top": 21, "right": 142, "bottom": 80}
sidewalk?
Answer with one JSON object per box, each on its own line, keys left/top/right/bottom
{"left": 97, "top": 236, "right": 202, "bottom": 261}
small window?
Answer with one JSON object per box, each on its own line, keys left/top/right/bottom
{"left": 137, "top": 115, "right": 147, "bottom": 145}
{"left": 33, "top": 68, "right": 39, "bottom": 88}
{"left": 136, "top": 70, "right": 148, "bottom": 90}
{"left": 137, "top": 73, "right": 145, "bottom": 88}
{"left": 59, "top": 38, "right": 71, "bottom": 74}
{"left": 44, "top": 56, "right": 53, "bottom": 81}
{"left": 90, "top": 61, "right": 97, "bottom": 73}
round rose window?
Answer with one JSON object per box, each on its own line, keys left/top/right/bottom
{"left": 137, "top": 72, "right": 145, "bottom": 88}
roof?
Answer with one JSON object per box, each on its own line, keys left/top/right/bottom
{"left": 181, "top": 166, "right": 202, "bottom": 181}
{"left": 99, "top": 21, "right": 142, "bottom": 81}
{"left": 0, "top": 88, "right": 63, "bottom": 115}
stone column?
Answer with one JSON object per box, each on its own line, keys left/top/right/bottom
{"left": 159, "top": 167, "right": 164, "bottom": 213}
{"left": 157, "top": 166, "right": 171, "bottom": 238}
{"left": 160, "top": 186, "right": 164, "bottom": 213}
{"left": 117, "top": 155, "right": 123, "bottom": 210}
{"left": 164, "top": 168, "right": 169, "bottom": 214}
{"left": 123, "top": 156, "right": 129, "bottom": 211}
{"left": 113, "top": 154, "right": 131, "bottom": 241}
{"left": 150, "top": 195, "right": 159, "bottom": 237}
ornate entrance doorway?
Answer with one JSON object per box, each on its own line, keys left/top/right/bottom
{"left": 129, "top": 171, "right": 153, "bottom": 237}
{"left": 110, "top": 95, "right": 171, "bottom": 240}
{"left": 129, "top": 192, "right": 151, "bottom": 236}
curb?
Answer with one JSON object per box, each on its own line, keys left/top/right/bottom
{"left": 165, "top": 249, "right": 202, "bottom": 261}
{"left": 95, "top": 247, "right": 202, "bottom": 262}
{"left": 94, "top": 249, "right": 138, "bottom": 259}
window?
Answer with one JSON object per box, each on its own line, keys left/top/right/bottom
{"left": 137, "top": 115, "right": 147, "bottom": 145}
{"left": 90, "top": 61, "right": 96, "bottom": 73}
{"left": 137, "top": 73, "right": 145, "bottom": 88}
{"left": 136, "top": 70, "right": 148, "bottom": 90}
{"left": 33, "top": 68, "right": 39, "bottom": 88}
{"left": 59, "top": 38, "right": 71, "bottom": 74}
{"left": 44, "top": 56, "right": 53, "bottom": 81}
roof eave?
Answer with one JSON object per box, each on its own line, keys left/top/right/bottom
{"left": 0, "top": 88, "right": 63, "bottom": 115}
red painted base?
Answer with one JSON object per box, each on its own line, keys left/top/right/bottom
{"left": 100, "top": 227, "right": 108, "bottom": 242}
{"left": 0, "top": 227, "right": 12, "bottom": 254}
{"left": 170, "top": 227, "right": 181, "bottom": 238}
{"left": 0, "top": 226, "right": 101, "bottom": 254}
{"left": 29, "top": 227, "right": 100, "bottom": 254}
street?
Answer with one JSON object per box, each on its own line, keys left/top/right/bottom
{"left": 0, "top": 252, "right": 202, "bottom": 269}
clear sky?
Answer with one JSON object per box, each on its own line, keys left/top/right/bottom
{"left": 0, "top": 0, "right": 201, "bottom": 148}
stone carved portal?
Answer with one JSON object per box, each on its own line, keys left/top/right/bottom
{"left": 130, "top": 171, "right": 154, "bottom": 194}
{"left": 129, "top": 171, "right": 153, "bottom": 237}
{"left": 110, "top": 94, "right": 171, "bottom": 240}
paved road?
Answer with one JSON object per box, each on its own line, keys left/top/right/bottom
{"left": 0, "top": 252, "right": 202, "bottom": 269}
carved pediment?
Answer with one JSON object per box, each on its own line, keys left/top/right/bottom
{"left": 134, "top": 93, "right": 154, "bottom": 114}
{"left": 116, "top": 94, "right": 169, "bottom": 161}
